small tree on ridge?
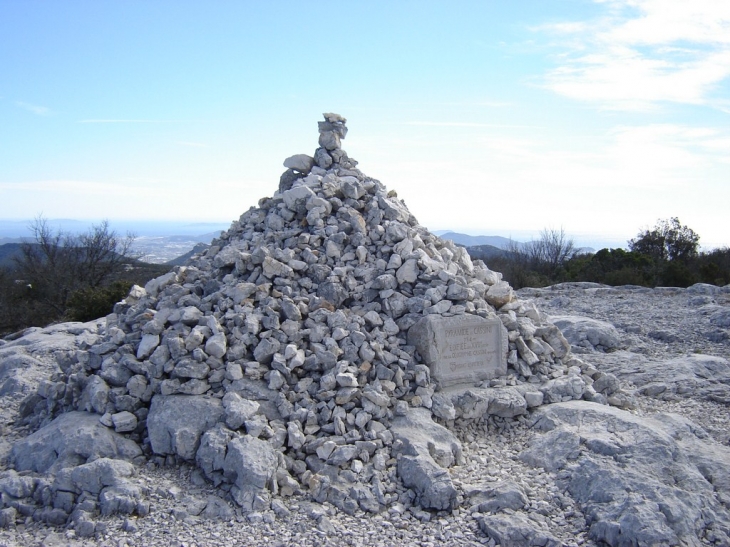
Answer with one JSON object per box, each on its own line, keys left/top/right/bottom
{"left": 628, "top": 217, "right": 699, "bottom": 263}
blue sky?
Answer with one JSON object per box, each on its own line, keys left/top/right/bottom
{"left": 1, "top": 1, "right": 729, "bottom": 249}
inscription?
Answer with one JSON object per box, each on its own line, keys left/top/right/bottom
{"left": 448, "top": 352, "right": 498, "bottom": 372}
{"left": 408, "top": 315, "right": 507, "bottom": 388}
{"left": 442, "top": 323, "right": 501, "bottom": 378}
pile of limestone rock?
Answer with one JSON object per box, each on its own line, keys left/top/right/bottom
{"left": 1, "top": 113, "right": 627, "bottom": 533}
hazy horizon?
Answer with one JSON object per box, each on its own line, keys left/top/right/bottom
{"left": 2, "top": 2, "right": 728, "bottom": 249}
{"left": 0, "top": 217, "right": 674, "bottom": 253}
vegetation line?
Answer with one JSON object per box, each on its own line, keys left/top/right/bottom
{"left": 484, "top": 219, "right": 729, "bottom": 290}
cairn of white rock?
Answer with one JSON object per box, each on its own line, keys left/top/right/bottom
{"left": 2, "top": 113, "right": 625, "bottom": 531}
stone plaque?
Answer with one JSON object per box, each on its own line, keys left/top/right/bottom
{"left": 408, "top": 315, "right": 507, "bottom": 388}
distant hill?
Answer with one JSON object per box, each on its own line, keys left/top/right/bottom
{"left": 438, "top": 232, "right": 597, "bottom": 257}
{"left": 0, "top": 243, "right": 23, "bottom": 269}
{"left": 464, "top": 244, "right": 514, "bottom": 262}
{"left": 439, "top": 232, "right": 516, "bottom": 250}
{"left": 196, "top": 231, "right": 223, "bottom": 243}
{"left": 165, "top": 243, "right": 210, "bottom": 266}
{"left": 160, "top": 231, "right": 222, "bottom": 244}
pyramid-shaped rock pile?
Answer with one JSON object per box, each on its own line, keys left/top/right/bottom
{"left": 6, "top": 114, "right": 623, "bottom": 526}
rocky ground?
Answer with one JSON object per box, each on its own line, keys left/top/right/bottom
{"left": 0, "top": 282, "right": 727, "bottom": 547}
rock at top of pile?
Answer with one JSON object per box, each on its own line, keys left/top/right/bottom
{"left": 9, "top": 113, "right": 610, "bottom": 525}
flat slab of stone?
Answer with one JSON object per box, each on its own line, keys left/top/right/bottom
{"left": 10, "top": 411, "right": 142, "bottom": 473}
{"left": 147, "top": 394, "right": 224, "bottom": 460}
{"left": 408, "top": 315, "right": 507, "bottom": 388}
{"left": 521, "top": 401, "right": 730, "bottom": 546}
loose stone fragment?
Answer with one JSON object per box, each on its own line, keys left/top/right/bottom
{"left": 223, "top": 436, "right": 278, "bottom": 491}
{"left": 205, "top": 333, "right": 227, "bottom": 359}
{"left": 222, "top": 393, "right": 259, "bottom": 430}
{"left": 136, "top": 334, "right": 160, "bottom": 359}
{"left": 111, "top": 411, "right": 138, "bottom": 433}
{"left": 283, "top": 154, "right": 314, "bottom": 174}
{"left": 485, "top": 281, "right": 514, "bottom": 308}
{"left": 11, "top": 412, "right": 142, "bottom": 473}
{"left": 147, "top": 395, "right": 224, "bottom": 460}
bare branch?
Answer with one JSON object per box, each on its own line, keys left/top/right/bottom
{"left": 12, "top": 216, "right": 138, "bottom": 318}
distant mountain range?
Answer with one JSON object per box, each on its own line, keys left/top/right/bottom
{"left": 437, "top": 231, "right": 595, "bottom": 256}
{"left": 463, "top": 244, "right": 514, "bottom": 262}
{"left": 437, "top": 232, "right": 516, "bottom": 250}
{"left": 1, "top": 229, "right": 595, "bottom": 272}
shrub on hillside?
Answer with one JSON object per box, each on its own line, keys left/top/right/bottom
{"left": 477, "top": 220, "right": 729, "bottom": 290}
{"left": 14, "top": 217, "right": 137, "bottom": 318}
{"left": 629, "top": 217, "right": 699, "bottom": 263}
{"left": 697, "top": 248, "right": 730, "bottom": 286}
{"left": 565, "top": 248, "right": 656, "bottom": 286}
{"left": 67, "top": 280, "right": 134, "bottom": 322}
{"left": 0, "top": 217, "right": 169, "bottom": 334}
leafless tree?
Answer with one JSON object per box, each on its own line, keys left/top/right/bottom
{"left": 531, "top": 227, "right": 577, "bottom": 275}
{"left": 499, "top": 227, "right": 577, "bottom": 287}
{"left": 14, "top": 217, "right": 137, "bottom": 315}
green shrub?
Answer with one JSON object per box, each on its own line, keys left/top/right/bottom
{"left": 629, "top": 217, "right": 699, "bottom": 262}
{"left": 563, "top": 248, "right": 656, "bottom": 287}
{"left": 697, "top": 248, "right": 730, "bottom": 286}
{"left": 67, "top": 280, "right": 133, "bottom": 322}
{"left": 659, "top": 261, "right": 696, "bottom": 288}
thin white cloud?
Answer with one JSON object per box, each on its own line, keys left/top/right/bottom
{"left": 604, "top": 0, "right": 730, "bottom": 46}
{"left": 378, "top": 119, "right": 729, "bottom": 248}
{"left": 537, "top": 0, "right": 730, "bottom": 110}
{"left": 536, "top": 123, "right": 729, "bottom": 188}
{"left": 16, "top": 101, "right": 51, "bottom": 115}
